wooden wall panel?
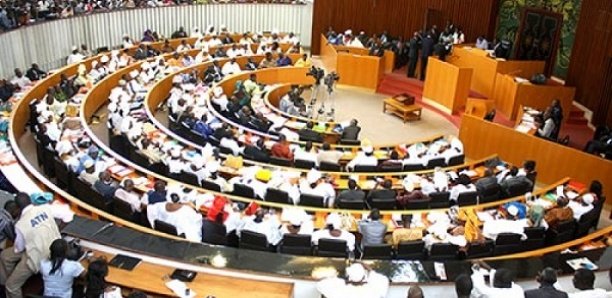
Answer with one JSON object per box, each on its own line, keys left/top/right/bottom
{"left": 566, "top": 0, "right": 612, "bottom": 126}
{"left": 311, "top": 0, "right": 498, "bottom": 55}
{"left": 459, "top": 115, "right": 612, "bottom": 204}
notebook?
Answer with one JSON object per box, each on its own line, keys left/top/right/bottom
{"left": 109, "top": 254, "right": 141, "bottom": 271}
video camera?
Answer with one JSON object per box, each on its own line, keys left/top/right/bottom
{"left": 306, "top": 66, "right": 325, "bottom": 85}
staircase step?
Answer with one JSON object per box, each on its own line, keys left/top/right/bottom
{"left": 566, "top": 118, "right": 589, "bottom": 126}
{"left": 569, "top": 110, "right": 585, "bottom": 118}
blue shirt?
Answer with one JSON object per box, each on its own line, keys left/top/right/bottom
{"left": 193, "top": 121, "right": 213, "bottom": 137}
{"left": 40, "top": 259, "right": 85, "bottom": 298}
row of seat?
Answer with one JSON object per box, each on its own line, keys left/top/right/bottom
{"left": 169, "top": 117, "right": 467, "bottom": 172}
{"left": 92, "top": 134, "right": 536, "bottom": 211}
{"left": 232, "top": 220, "right": 593, "bottom": 259}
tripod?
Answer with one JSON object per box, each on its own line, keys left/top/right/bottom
{"left": 307, "top": 83, "right": 321, "bottom": 118}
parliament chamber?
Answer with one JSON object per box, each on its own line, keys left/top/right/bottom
{"left": 0, "top": 1, "right": 611, "bottom": 297}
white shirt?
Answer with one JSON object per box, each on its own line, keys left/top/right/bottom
{"left": 482, "top": 219, "right": 528, "bottom": 241}
{"left": 294, "top": 148, "right": 317, "bottom": 164}
{"left": 471, "top": 269, "right": 525, "bottom": 298}
{"left": 317, "top": 271, "right": 389, "bottom": 298}
{"left": 568, "top": 201, "right": 594, "bottom": 220}
{"left": 11, "top": 75, "right": 32, "bottom": 89}
{"left": 311, "top": 229, "right": 355, "bottom": 251}
{"left": 114, "top": 188, "right": 141, "bottom": 212}
{"left": 221, "top": 62, "right": 241, "bottom": 76}
{"left": 220, "top": 137, "right": 241, "bottom": 155}
{"left": 67, "top": 53, "right": 85, "bottom": 65}
{"left": 346, "top": 153, "right": 377, "bottom": 170}
{"left": 212, "top": 95, "right": 229, "bottom": 111}
{"left": 146, "top": 203, "right": 202, "bottom": 242}
{"left": 568, "top": 288, "right": 610, "bottom": 298}
{"left": 449, "top": 183, "right": 476, "bottom": 201}
{"left": 240, "top": 216, "right": 282, "bottom": 245}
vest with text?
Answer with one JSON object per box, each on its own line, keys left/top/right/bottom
{"left": 15, "top": 205, "right": 61, "bottom": 272}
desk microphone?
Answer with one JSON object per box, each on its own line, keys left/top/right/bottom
{"left": 90, "top": 222, "right": 114, "bottom": 238}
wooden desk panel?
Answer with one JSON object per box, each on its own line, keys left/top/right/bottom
{"left": 459, "top": 114, "right": 612, "bottom": 206}
{"left": 448, "top": 47, "right": 499, "bottom": 98}
{"left": 422, "top": 57, "right": 473, "bottom": 113}
{"left": 336, "top": 53, "right": 383, "bottom": 90}
{"left": 91, "top": 252, "right": 294, "bottom": 298}
{"left": 464, "top": 98, "right": 495, "bottom": 118}
{"left": 493, "top": 74, "right": 575, "bottom": 121}
{"left": 319, "top": 35, "right": 337, "bottom": 71}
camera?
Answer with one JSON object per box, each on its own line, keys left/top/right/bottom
{"left": 306, "top": 66, "right": 325, "bottom": 85}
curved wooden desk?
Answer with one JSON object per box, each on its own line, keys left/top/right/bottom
{"left": 7, "top": 39, "right": 609, "bottom": 289}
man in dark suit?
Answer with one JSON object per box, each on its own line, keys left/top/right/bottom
{"left": 475, "top": 168, "right": 499, "bottom": 193}
{"left": 420, "top": 34, "right": 434, "bottom": 80}
{"left": 341, "top": 119, "right": 361, "bottom": 141}
{"left": 407, "top": 32, "right": 420, "bottom": 78}
{"left": 298, "top": 121, "right": 323, "bottom": 143}
{"left": 337, "top": 179, "right": 366, "bottom": 206}
{"left": 133, "top": 44, "right": 148, "bottom": 60}
{"left": 243, "top": 139, "right": 270, "bottom": 163}
{"left": 367, "top": 179, "right": 396, "bottom": 208}
{"left": 524, "top": 267, "right": 568, "bottom": 298}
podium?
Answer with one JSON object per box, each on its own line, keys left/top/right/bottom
{"left": 319, "top": 35, "right": 395, "bottom": 90}
{"left": 492, "top": 73, "right": 575, "bottom": 121}
{"left": 422, "top": 57, "right": 473, "bottom": 114}
{"left": 448, "top": 46, "right": 546, "bottom": 98}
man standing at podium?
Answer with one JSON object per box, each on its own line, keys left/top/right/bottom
{"left": 420, "top": 34, "right": 435, "bottom": 81}
{"left": 407, "top": 32, "right": 420, "bottom": 78}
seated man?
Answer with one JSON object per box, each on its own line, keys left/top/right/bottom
{"left": 568, "top": 193, "right": 595, "bottom": 221}
{"left": 317, "top": 263, "right": 389, "bottom": 298}
{"left": 336, "top": 179, "right": 366, "bottom": 206}
{"left": 242, "top": 138, "right": 270, "bottom": 162}
{"left": 500, "top": 167, "right": 533, "bottom": 197}
{"left": 341, "top": 119, "right": 361, "bottom": 140}
{"left": 293, "top": 141, "right": 317, "bottom": 164}
{"left": 524, "top": 267, "right": 568, "bottom": 298}
{"left": 367, "top": 179, "right": 396, "bottom": 207}
{"left": 568, "top": 269, "right": 608, "bottom": 298}
{"left": 93, "top": 171, "right": 118, "bottom": 201}
{"left": 146, "top": 191, "right": 202, "bottom": 242}
{"left": 358, "top": 209, "right": 387, "bottom": 247}
{"left": 471, "top": 263, "right": 524, "bottom": 297}
{"left": 317, "top": 142, "right": 344, "bottom": 166}
{"left": 449, "top": 174, "right": 476, "bottom": 202}
{"left": 346, "top": 146, "right": 378, "bottom": 171}
{"left": 298, "top": 122, "right": 323, "bottom": 143}
{"left": 240, "top": 209, "right": 282, "bottom": 246}
{"left": 312, "top": 213, "right": 356, "bottom": 252}
{"left": 475, "top": 168, "right": 499, "bottom": 194}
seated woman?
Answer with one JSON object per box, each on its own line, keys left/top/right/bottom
{"left": 85, "top": 258, "right": 122, "bottom": 298}
{"left": 543, "top": 197, "right": 573, "bottom": 229}
{"left": 41, "top": 239, "right": 86, "bottom": 298}
{"left": 386, "top": 214, "right": 423, "bottom": 247}
{"left": 147, "top": 191, "right": 203, "bottom": 242}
